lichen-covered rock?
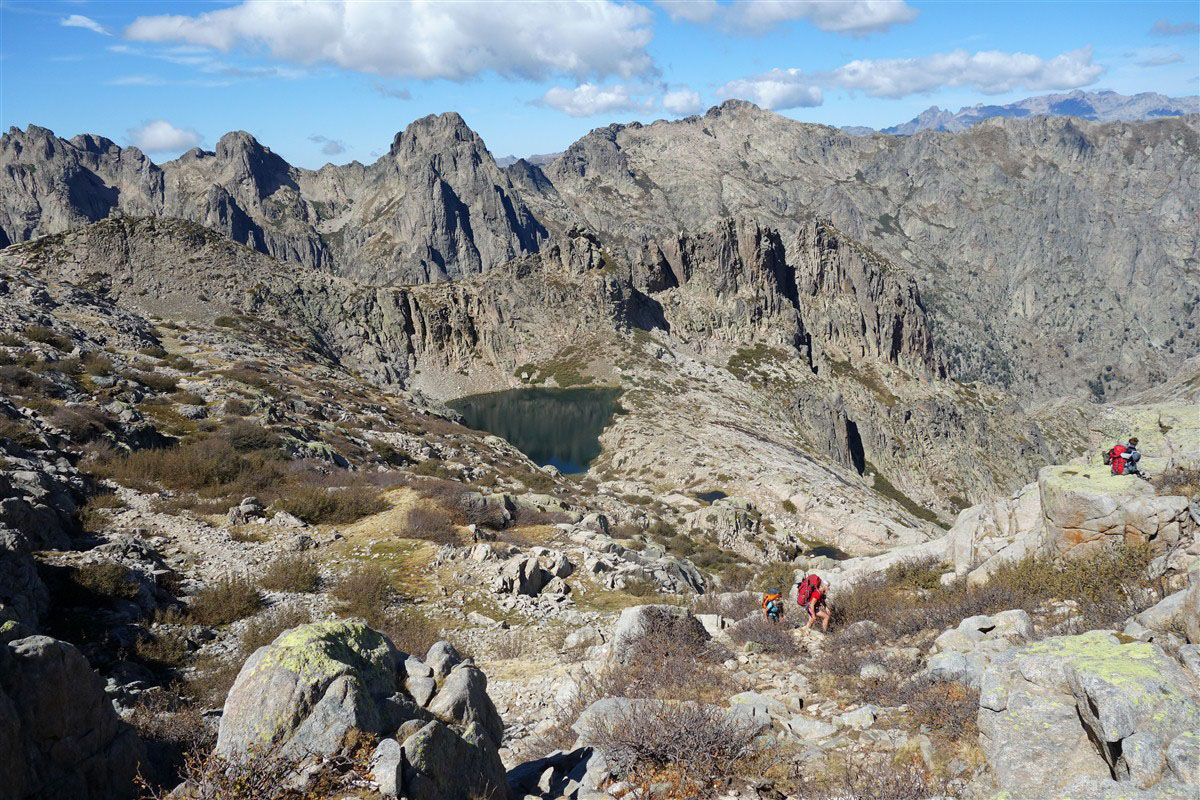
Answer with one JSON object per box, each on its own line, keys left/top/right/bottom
{"left": 977, "top": 631, "right": 1200, "bottom": 797}
{"left": 1039, "top": 465, "right": 1194, "bottom": 556}
{"left": 216, "top": 620, "right": 408, "bottom": 757}
{"left": 0, "top": 635, "right": 144, "bottom": 800}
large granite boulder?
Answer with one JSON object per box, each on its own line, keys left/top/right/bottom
{"left": 216, "top": 620, "right": 409, "bottom": 758}
{"left": 0, "top": 635, "right": 144, "bottom": 800}
{"left": 924, "top": 610, "right": 1034, "bottom": 688}
{"left": 1039, "top": 465, "right": 1193, "bottom": 557}
{"left": 400, "top": 719, "right": 509, "bottom": 800}
{"left": 977, "top": 631, "right": 1200, "bottom": 797}
{"left": 948, "top": 481, "right": 1047, "bottom": 585}
{"left": 608, "top": 604, "right": 710, "bottom": 666}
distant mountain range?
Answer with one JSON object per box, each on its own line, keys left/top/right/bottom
{"left": 495, "top": 151, "right": 562, "bottom": 168}
{"left": 841, "top": 89, "right": 1199, "bottom": 136}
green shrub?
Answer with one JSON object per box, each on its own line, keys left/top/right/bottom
{"left": 332, "top": 565, "right": 393, "bottom": 623}
{"left": 0, "top": 332, "right": 22, "bottom": 347}
{"left": 274, "top": 485, "right": 389, "bottom": 525}
{"left": 82, "top": 352, "right": 113, "bottom": 375}
{"left": 258, "top": 555, "right": 320, "bottom": 593}
{"left": 521, "top": 470, "right": 556, "bottom": 492}
{"left": 172, "top": 390, "right": 206, "bottom": 406}
{"left": 126, "top": 370, "right": 179, "bottom": 393}
{"left": 781, "top": 499, "right": 797, "bottom": 513}
{"left": 411, "top": 458, "right": 458, "bottom": 480}
{"left": 134, "top": 628, "right": 191, "bottom": 670}
{"left": 188, "top": 577, "right": 263, "bottom": 626}
{"left": 884, "top": 557, "right": 945, "bottom": 591}
{"left": 24, "top": 325, "right": 71, "bottom": 352}
{"left": 403, "top": 506, "right": 461, "bottom": 544}
{"left": 74, "top": 562, "right": 141, "bottom": 600}
{"left": 139, "top": 345, "right": 169, "bottom": 359}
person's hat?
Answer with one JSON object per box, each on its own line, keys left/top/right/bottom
{"left": 1129, "top": 437, "right": 1139, "bottom": 445}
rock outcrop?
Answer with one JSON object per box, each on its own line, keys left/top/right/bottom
{"left": 977, "top": 631, "right": 1200, "bottom": 797}
{"left": 0, "top": 635, "right": 144, "bottom": 800}
{"left": 217, "top": 621, "right": 508, "bottom": 799}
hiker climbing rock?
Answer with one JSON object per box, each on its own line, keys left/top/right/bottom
{"left": 796, "top": 574, "right": 831, "bottom": 631}
{"left": 762, "top": 589, "right": 784, "bottom": 622}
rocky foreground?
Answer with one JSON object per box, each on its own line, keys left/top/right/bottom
{"left": 0, "top": 262, "right": 1197, "bottom": 798}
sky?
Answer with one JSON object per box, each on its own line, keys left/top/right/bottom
{"left": 1, "top": 0, "right": 1197, "bottom": 168}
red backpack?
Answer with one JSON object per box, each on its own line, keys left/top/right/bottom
{"left": 797, "top": 574, "right": 821, "bottom": 605}
{"left": 1105, "top": 444, "right": 1127, "bottom": 475}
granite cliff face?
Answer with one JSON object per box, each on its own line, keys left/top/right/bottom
{"left": 3, "top": 104, "right": 1197, "bottom": 402}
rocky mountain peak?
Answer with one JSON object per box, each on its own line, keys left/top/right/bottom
{"left": 388, "top": 111, "right": 483, "bottom": 157}
{"left": 707, "top": 98, "right": 766, "bottom": 118}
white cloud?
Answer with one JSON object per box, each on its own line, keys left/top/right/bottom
{"left": 655, "top": 0, "right": 718, "bottom": 23}
{"left": 125, "top": 0, "right": 654, "bottom": 81}
{"left": 308, "top": 134, "right": 346, "bottom": 155}
{"left": 663, "top": 87, "right": 704, "bottom": 115}
{"left": 719, "top": 70, "right": 823, "bottom": 109}
{"left": 61, "top": 14, "right": 111, "bottom": 36}
{"left": 731, "top": 0, "right": 917, "bottom": 35}
{"left": 1150, "top": 19, "right": 1200, "bottom": 36}
{"left": 540, "top": 83, "right": 656, "bottom": 117}
{"left": 127, "top": 120, "right": 202, "bottom": 153}
{"left": 829, "top": 47, "right": 1105, "bottom": 97}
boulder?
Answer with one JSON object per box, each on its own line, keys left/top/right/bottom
{"left": 0, "top": 527, "right": 48, "bottom": 628}
{"left": 608, "top": 605, "right": 710, "bottom": 666}
{"left": 1038, "top": 465, "right": 1194, "bottom": 557}
{"left": 0, "top": 635, "right": 144, "bottom": 800}
{"left": 977, "top": 631, "right": 1200, "bottom": 797}
{"left": 925, "top": 610, "right": 1034, "bottom": 688}
{"left": 400, "top": 719, "right": 509, "bottom": 800}
{"left": 426, "top": 640, "right": 464, "bottom": 680}
{"left": 216, "top": 620, "right": 409, "bottom": 757}
{"left": 426, "top": 663, "right": 505, "bottom": 748}
{"left": 494, "top": 556, "right": 550, "bottom": 597}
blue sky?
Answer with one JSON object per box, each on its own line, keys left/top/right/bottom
{"left": 1, "top": 1, "right": 1197, "bottom": 167}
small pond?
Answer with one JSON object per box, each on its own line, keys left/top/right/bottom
{"left": 695, "top": 490, "right": 728, "bottom": 503}
{"left": 448, "top": 387, "right": 622, "bottom": 474}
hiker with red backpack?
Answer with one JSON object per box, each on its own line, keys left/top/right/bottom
{"left": 796, "top": 574, "right": 831, "bottom": 631}
{"left": 1105, "top": 437, "right": 1150, "bottom": 480}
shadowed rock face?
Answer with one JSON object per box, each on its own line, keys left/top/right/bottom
{"left": 2, "top": 104, "right": 1196, "bottom": 399}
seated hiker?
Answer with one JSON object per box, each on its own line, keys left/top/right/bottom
{"left": 1105, "top": 437, "right": 1148, "bottom": 479}
{"left": 1123, "top": 437, "right": 1148, "bottom": 479}
{"left": 762, "top": 589, "right": 784, "bottom": 622}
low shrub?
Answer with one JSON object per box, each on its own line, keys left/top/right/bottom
{"left": 884, "top": 556, "right": 945, "bottom": 591}
{"left": 82, "top": 352, "right": 113, "bottom": 375}
{"left": 50, "top": 404, "right": 116, "bottom": 441}
{"left": 74, "top": 562, "right": 142, "bottom": 601}
{"left": 274, "top": 485, "right": 389, "bottom": 525}
{"left": 728, "top": 614, "right": 800, "bottom": 657}
{"left": 223, "top": 420, "right": 281, "bottom": 453}
{"left": 374, "top": 609, "right": 443, "bottom": 658}
{"left": 134, "top": 628, "right": 192, "bottom": 670}
{"left": 1156, "top": 466, "right": 1200, "bottom": 499}
{"left": 258, "top": 555, "right": 320, "bottom": 593}
{"left": 75, "top": 491, "right": 126, "bottom": 532}
{"left": 755, "top": 562, "right": 801, "bottom": 594}
{"left": 126, "top": 370, "right": 179, "bottom": 393}
{"left": 139, "top": 345, "right": 169, "bottom": 359}
{"left": 520, "top": 470, "right": 557, "bottom": 492}
{"left": 410, "top": 458, "right": 458, "bottom": 480}
{"left": 239, "top": 605, "right": 314, "bottom": 654}
{"left": 622, "top": 577, "right": 659, "bottom": 597}
{"left": 188, "top": 577, "right": 263, "bottom": 626}
{"left": 172, "top": 391, "right": 206, "bottom": 406}
{"left": 587, "top": 699, "right": 760, "bottom": 795}
{"left": 24, "top": 325, "right": 72, "bottom": 352}
{"left": 404, "top": 506, "right": 461, "bottom": 544}
{"left": 331, "top": 564, "right": 393, "bottom": 622}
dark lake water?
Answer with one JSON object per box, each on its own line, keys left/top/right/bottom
{"left": 448, "top": 387, "right": 622, "bottom": 474}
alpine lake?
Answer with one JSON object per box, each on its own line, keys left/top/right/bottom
{"left": 448, "top": 387, "right": 623, "bottom": 475}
